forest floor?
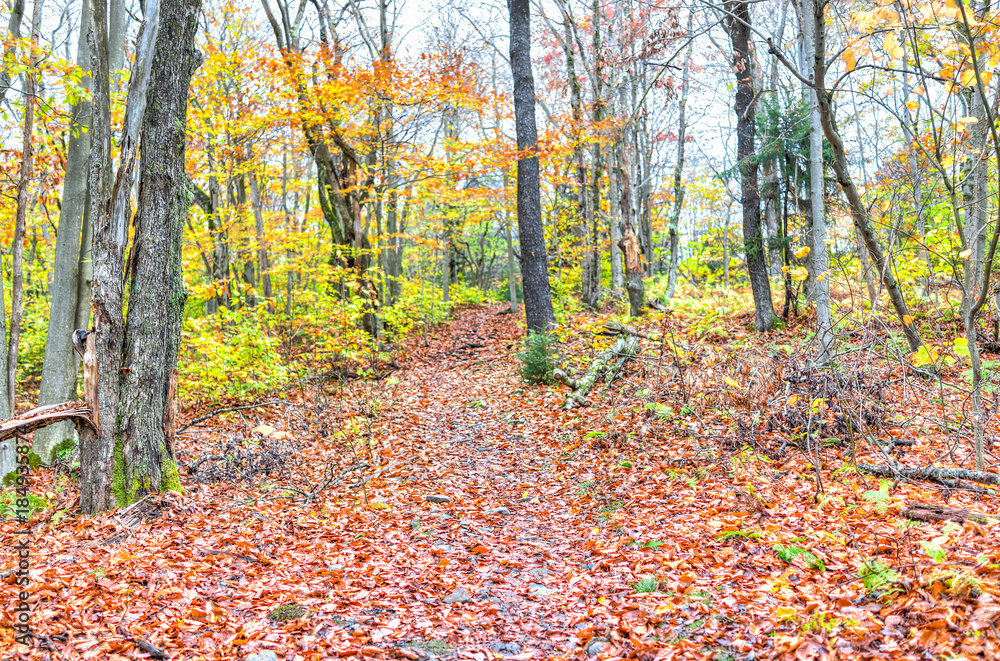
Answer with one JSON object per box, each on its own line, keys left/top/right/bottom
{"left": 3, "top": 300, "right": 1000, "bottom": 660}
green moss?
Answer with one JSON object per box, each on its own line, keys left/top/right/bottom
{"left": 112, "top": 435, "right": 127, "bottom": 506}
{"left": 161, "top": 455, "right": 183, "bottom": 494}
{"left": 268, "top": 603, "right": 305, "bottom": 621}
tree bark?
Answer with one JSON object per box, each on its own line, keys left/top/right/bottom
{"left": 116, "top": 0, "right": 201, "bottom": 504}
{"left": 34, "top": 0, "right": 91, "bottom": 460}
{"left": 508, "top": 0, "right": 554, "bottom": 333}
{"left": 803, "top": 0, "right": 831, "bottom": 363}
{"left": 666, "top": 29, "right": 693, "bottom": 302}
{"left": 0, "top": 0, "right": 25, "bottom": 108}
{"left": 82, "top": 0, "right": 161, "bottom": 514}
{"left": 725, "top": 1, "right": 778, "bottom": 332}
{"left": 618, "top": 147, "right": 644, "bottom": 317}
{"left": 249, "top": 170, "right": 273, "bottom": 306}
{"left": 769, "top": 4, "right": 921, "bottom": 351}
{"left": 8, "top": 0, "right": 43, "bottom": 416}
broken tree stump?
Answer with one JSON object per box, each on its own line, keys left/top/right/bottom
{"left": 555, "top": 335, "right": 640, "bottom": 410}
{"left": 0, "top": 403, "right": 93, "bottom": 443}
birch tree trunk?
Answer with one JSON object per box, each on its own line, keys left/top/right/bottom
{"left": 249, "top": 170, "right": 273, "bottom": 306}
{"left": 0, "top": 0, "right": 25, "bottom": 427}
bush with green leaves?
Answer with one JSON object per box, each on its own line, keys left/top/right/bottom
{"left": 179, "top": 305, "right": 289, "bottom": 402}
{"left": 517, "top": 331, "right": 558, "bottom": 385}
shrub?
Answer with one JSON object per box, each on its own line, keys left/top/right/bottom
{"left": 517, "top": 331, "right": 558, "bottom": 384}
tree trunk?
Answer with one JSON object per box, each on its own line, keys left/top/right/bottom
{"left": 725, "top": 1, "right": 778, "bottom": 332}
{"left": 560, "top": 9, "right": 597, "bottom": 308}
{"left": 804, "top": 0, "right": 831, "bottom": 363}
{"left": 34, "top": 1, "right": 89, "bottom": 459}
{"left": 776, "top": 0, "right": 921, "bottom": 351}
{"left": 116, "top": 0, "right": 201, "bottom": 504}
{"left": 82, "top": 0, "right": 161, "bottom": 514}
{"left": 618, "top": 146, "right": 644, "bottom": 317}
{"left": 249, "top": 170, "right": 273, "bottom": 306}
{"left": 665, "top": 30, "right": 692, "bottom": 302}
{"left": 0, "top": 0, "right": 24, "bottom": 107}
{"left": 503, "top": 171, "right": 519, "bottom": 313}
{"left": 508, "top": 0, "right": 554, "bottom": 333}
{"left": 8, "top": 0, "right": 43, "bottom": 415}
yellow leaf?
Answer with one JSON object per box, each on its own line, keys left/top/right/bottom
{"left": 911, "top": 346, "right": 937, "bottom": 367}
{"left": 795, "top": 246, "right": 811, "bottom": 259}
{"left": 881, "top": 200, "right": 891, "bottom": 212}
{"left": 905, "top": 100, "right": 919, "bottom": 112}
{"left": 842, "top": 48, "right": 857, "bottom": 72}
{"left": 724, "top": 377, "right": 741, "bottom": 389}
{"left": 961, "top": 68, "right": 977, "bottom": 87}
{"left": 787, "top": 395, "right": 799, "bottom": 407}
{"left": 776, "top": 606, "right": 798, "bottom": 621}
{"left": 959, "top": 116, "right": 980, "bottom": 124}
{"left": 960, "top": 248, "right": 973, "bottom": 259}
{"left": 592, "top": 527, "right": 600, "bottom": 535}
{"left": 954, "top": 337, "right": 971, "bottom": 358}
{"left": 884, "top": 32, "right": 904, "bottom": 59}
{"left": 902, "top": 314, "right": 913, "bottom": 326}
{"left": 914, "top": 85, "right": 925, "bottom": 96}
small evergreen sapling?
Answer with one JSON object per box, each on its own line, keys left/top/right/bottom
{"left": 517, "top": 331, "right": 558, "bottom": 384}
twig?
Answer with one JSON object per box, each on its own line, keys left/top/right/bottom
{"left": 178, "top": 400, "right": 283, "bottom": 433}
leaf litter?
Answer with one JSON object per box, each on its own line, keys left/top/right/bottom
{"left": 2, "top": 303, "right": 1000, "bottom": 660}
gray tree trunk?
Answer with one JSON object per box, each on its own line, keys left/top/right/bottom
{"left": 803, "top": 0, "right": 831, "bottom": 363}
{"left": 116, "top": 0, "right": 201, "bottom": 503}
{"left": 665, "top": 31, "right": 692, "bottom": 302}
{"left": 508, "top": 0, "right": 554, "bottom": 332}
{"left": 249, "top": 170, "right": 273, "bottom": 305}
{"left": 8, "top": 0, "right": 43, "bottom": 417}
{"left": 34, "top": 1, "right": 92, "bottom": 460}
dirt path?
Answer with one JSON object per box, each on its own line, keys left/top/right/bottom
{"left": 368, "top": 305, "right": 600, "bottom": 658}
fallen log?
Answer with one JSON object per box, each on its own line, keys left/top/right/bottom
{"left": 555, "top": 335, "right": 640, "bottom": 410}
{"left": 600, "top": 321, "right": 654, "bottom": 339}
{"left": 902, "top": 502, "right": 993, "bottom": 524}
{"left": 0, "top": 403, "right": 92, "bottom": 442}
{"left": 858, "top": 462, "right": 999, "bottom": 495}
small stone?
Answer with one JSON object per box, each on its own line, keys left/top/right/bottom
{"left": 426, "top": 494, "right": 451, "bottom": 504}
{"left": 444, "top": 588, "right": 473, "bottom": 604}
{"left": 586, "top": 638, "right": 610, "bottom": 657}
{"left": 486, "top": 507, "right": 512, "bottom": 516}
{"left": 245, "top": 652, "right": 279, "bottom": 661}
